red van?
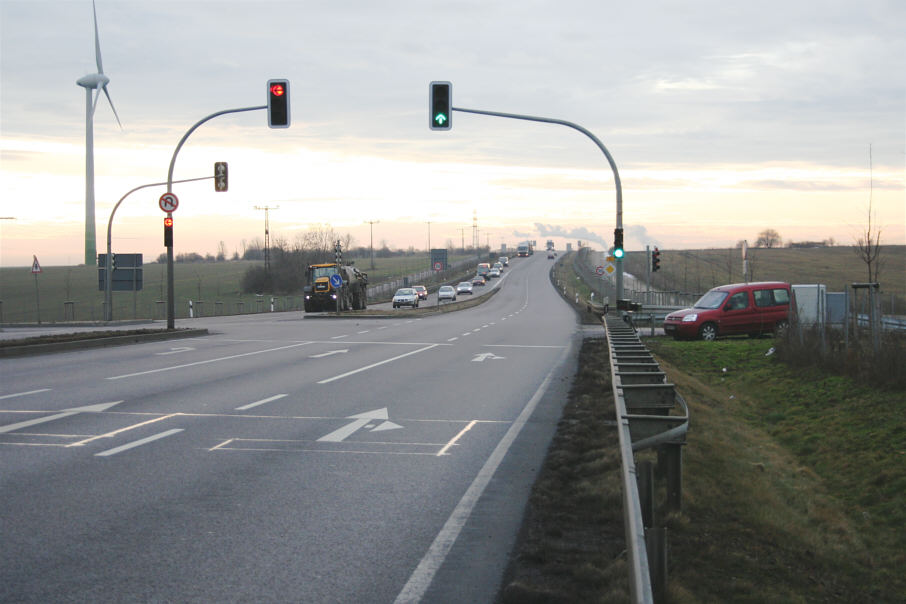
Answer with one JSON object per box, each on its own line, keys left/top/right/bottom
{"left": 663, "top": 282, "right": 793, "bottom": 341}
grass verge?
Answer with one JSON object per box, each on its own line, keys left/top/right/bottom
{"left": 500, "top": 332, "right": 904, "bottom": 602}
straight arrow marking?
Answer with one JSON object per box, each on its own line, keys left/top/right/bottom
{"left": 318, "top": 408, "right": 399, "bottom": 442}
{"left": 0, "top": 401, "right": 122, "bottom": 434}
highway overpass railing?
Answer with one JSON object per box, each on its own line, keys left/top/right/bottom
{"left": 604, "top": 314, "right": 689, "bottom": 602}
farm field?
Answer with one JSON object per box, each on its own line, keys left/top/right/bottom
{"left": 0, "top": 253, "right": 478, "bottom": 324}
{"left": 622, "top": 245, "right": 905, "bottom": 314}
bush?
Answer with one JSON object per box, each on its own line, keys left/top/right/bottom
{"left": 776, "top": 325, "right": 906, "bottom": 390}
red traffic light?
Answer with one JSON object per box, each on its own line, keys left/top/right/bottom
{"left": 269, "top": 83, "right": 285, "bottom": 97}
{"left": 267, "top": 79, "right": 290, "bottom": 128}
{"left": 164, "top": 216, "right": 173, "bottom": 227}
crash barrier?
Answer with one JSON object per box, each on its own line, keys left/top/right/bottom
{"left": 605, "top": 315, "right": 689, "bottom": 603}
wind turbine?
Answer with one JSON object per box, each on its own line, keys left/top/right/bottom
{"left": 76, "top": 0, "right": 122, "bottom": 266}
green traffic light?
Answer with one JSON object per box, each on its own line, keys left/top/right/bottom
{"left": 434, "top": 113, "right": 448, "bottom": 126}
{"left": 613, "top": 248, "right": 625, "bottom": 259}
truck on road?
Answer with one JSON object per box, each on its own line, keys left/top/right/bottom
{"left": 303, "top": 263, "right": 368, "bottom": 312}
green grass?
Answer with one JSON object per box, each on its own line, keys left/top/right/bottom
{"left": 646, "top": 337, "right": 906, "bottom": 601}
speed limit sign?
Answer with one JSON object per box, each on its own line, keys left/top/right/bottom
{"left": 159, "top": 193, "right": 179, "bottom": 213}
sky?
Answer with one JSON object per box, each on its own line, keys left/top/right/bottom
{"left": 1, "top": 0, "right": 904, "bottom": 267}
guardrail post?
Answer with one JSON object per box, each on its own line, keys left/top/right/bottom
{"left": 638, "top": 460, "right": 655, "bottom": 528}
{"left": 661, "top": 444, "right": 684, "bottom": 511}
{"left": 645, "top": 527, "right": 668, "bottom": 601}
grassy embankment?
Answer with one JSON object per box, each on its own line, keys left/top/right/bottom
{"left": 500, "top": 256, "right": 904, "bottom": 602}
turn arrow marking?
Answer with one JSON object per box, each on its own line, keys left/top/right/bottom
{"left": 0, "top": 401, "right": 122, "bottom": 434}
{"left": 317, "top": 407, "right": 402, "bottom": 442}
{"left": 472, "top": 352, "right": 505, "bottom": 362}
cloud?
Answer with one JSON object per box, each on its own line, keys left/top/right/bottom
{"left": 534, "top": 223, "right": 608, "bottom": 247}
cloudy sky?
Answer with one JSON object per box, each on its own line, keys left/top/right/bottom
{"left": 1, "top": 0, "right": 904, "bottom": 266}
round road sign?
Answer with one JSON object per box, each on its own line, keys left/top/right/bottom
{"left": 433, "top": 261, "right": 443, "bottom": 271}
{"left": 595, "top": 265, "right": 605, "bottom": 275}
{"left": 329, "top": 274, "right": 343, "bottom": 288}
{"left": 159, "top": 193, "right": 179, "bottom": 213}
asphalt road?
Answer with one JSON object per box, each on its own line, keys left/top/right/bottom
{"left": 0, "top": 253, "right": 578, "bottom": 603}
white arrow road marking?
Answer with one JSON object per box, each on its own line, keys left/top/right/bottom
{"left": 95, "top": 428, "right": 183, "bottom": 457}
{"left": 317, "top": 408, "right": 402, "bottom": 442}
{"left": 309, "top": 349, "right": 349, "bottom": 358}
{"left": 236, "top": 394, "right": 288, "bottom": 411}
{"left": 0, "top": 401, "right": 122, "bottom": 434}
{"left": 471, "top": 352, "right": 505, "bottom": 362}
{"left": 155, "top": 347, "right": 194, "bottom": 355}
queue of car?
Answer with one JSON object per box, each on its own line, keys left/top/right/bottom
{"left": 391, "top": 254, "right": 518, "bottom": 310}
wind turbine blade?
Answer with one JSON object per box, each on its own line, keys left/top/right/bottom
{"left": 91, "top": 87, "right": 102, "bottom": 116}
{"left": 93, "top": 0, "right": 103, "bottom": 74}
{"left": 102, "top": 85, "right": 123, "bottom": 130}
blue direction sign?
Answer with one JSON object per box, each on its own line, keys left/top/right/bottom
{"left": 329, "top": 274, "right": 343, "bottom": 288}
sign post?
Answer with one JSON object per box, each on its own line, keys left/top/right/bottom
{"left": 31, "top": 255, "right": 42, "bottom": 324}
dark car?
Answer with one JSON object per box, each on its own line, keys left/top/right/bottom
{"left": 412, "top": 285, "right": 428, "bottom": 300}
{"left": 472, "top": 275, "right": 486, "bottom": 286}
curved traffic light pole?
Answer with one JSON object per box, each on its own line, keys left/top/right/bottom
{"left": 164, "top": 105, "right": 266, "bottom": 329}
{"left": 104, "top": 177, "right": 212, "bottom": 322}
{"left": 452, "top": 106, "right": 624, "bottom": 300}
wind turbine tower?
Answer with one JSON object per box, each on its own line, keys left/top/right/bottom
{"left": 76, "top": 0, "right": 122, "bottom": 266}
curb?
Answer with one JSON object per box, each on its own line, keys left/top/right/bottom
{"left": 0, "top": 328, "right": 210, "bottom": 358}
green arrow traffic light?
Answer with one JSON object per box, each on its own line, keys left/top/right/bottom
{"left": 429, "top": 81, "right": 452, "bottom": 131}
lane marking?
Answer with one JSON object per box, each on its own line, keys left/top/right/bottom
{"left": 95, "top": 428, "right": 184, "bottom": 457}
{"left": 394, "top": 343, "right": 570, "bottom": 604}
{"left": 331, "top": 334, "right": 349, "bottom": 340}
{"left": 67, "top": 413, "right": 178, "bottom": 447}
{"left": 236, "top": 394, "right": 288, "bottom": 411}
{"left": 446, "top": 337, "right": 458, "bottom": 342}
{"left": 0, "top": 388, "right": 52, "bottom": 401}
{"left": 107, "top": 341, "right": 313, "bottom": 380}
{"left": 0, "top": 401, "right": 122, "bottom": 434}
{"left": 483, "top": 344, "right": 566, "bottom": 349}
{"left": 317, "top": 344, "right": 439, "bottom": 384}
{"left": 437, "top": 420, "right": 477, "bottom": 457}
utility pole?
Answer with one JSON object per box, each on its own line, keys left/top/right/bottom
{"left": 425, "top": 220, "right": 431, "bottom": 269}
{"left": 254, "top": 205, "right": 279, "bottom": 275}
{"left": 365, "top": 220, "right": 379, "bottom": 270}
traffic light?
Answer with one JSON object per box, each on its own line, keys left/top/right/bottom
{"left": 652, "top": 247, "right": 661, "bottom": 272}
{"left": 164, "top": 216, "right": 173, "bottom": 247}
{"left": 429, "top": 81, "right": 452, "bottom": 130}
{"left": 267, "top": 79, "right": 290, "bottom": 128}
{"left": 214, "top": 162, "right": 228, "bottom": 192}
{"left": 613, "top": 228, "right": 624, "bottom": 259}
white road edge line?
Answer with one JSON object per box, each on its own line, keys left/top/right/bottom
{"left": 317, "top": 344, "right": 438, "bottom": 384}
{"left": 95, "top": 428, "right": 184, "bottom": 457}
{"left": 107, "top": 342, "right": 313, "bottom": 380}
{"left": 236, "top": 394, "right": 288, "bottom": 411}
{"left": 394, "top": 345, "right": 569, "bottom": 604}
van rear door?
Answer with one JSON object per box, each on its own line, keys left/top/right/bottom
{"left": 753, "top": 286, "right": 791, "bottom": 334}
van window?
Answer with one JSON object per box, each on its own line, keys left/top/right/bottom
{"left": 727, "top": 292, "right": 749, "bottom": 310}
{"left": 694, "top": 290, "right": 729, "bottom": 309}
{"left": 754, "top": 288, "right": 790, "bottom": 307}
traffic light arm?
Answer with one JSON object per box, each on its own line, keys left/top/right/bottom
{"left": 451, "top": 105, "right": 624, "bottom": 297}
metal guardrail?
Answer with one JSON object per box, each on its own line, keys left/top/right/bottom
{"left": 604, "top": 315, "right": 689, "bottom": 602}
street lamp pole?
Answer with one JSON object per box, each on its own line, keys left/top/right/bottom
{"left": 365, "top": 220, "right": 379, "bottom": 270}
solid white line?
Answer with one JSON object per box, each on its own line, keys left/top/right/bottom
{"left": 236, "top": 394, "right": 288, "bottom": 411}
{"left": 394, "top": 348, "right": 566, "bottom": 604}
{"left": 0, "top": 388, "right": 51, "bottom": 401}
{"left": 94, "top": 428, "right": 184, "bottom": 457}
{"left": 436, "top": 420, "right": 477, "bottom": 457}
{"left": 107, "top": 342, "right": 313, "bottom": 380}
{"left": 317, "top": 344, "right": 438, "bottom": 384}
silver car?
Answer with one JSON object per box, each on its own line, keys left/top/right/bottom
{"left": 438, "top": 285, "right": 456, "bottom": 301}
{"left": 456, "top": 281, "right": 474, "bottom": 295}
{"left": 392, "top": 288, "right": 419, "bottom": 309}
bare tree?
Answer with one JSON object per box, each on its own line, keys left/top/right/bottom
{"left": 854, "top": 145, "right": 883, "bottom": 282}
{"left": 755, "top": 228, "right": 781, "bottom": 248}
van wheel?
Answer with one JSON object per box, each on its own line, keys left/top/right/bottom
{"left": 699, "top": 323, "right": 718, "bottom": 341}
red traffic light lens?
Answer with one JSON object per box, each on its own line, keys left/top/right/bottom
{"left": 270, "top": 83, "right": 285, "bottom": 97}
{"left": 164, "top": 217, "right": 173, "bottom": 227}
